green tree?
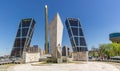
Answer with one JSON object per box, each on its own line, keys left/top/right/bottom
{"left": 99, "top": 44, "right": 106, "bottom": 58}
{"left": 89, "top": 46, "right": 99, "bottom": 57}
{"left": 98, "top": 43, "right": 120, "bottom": 59}
{"left": 111, "top": 43, "right": 120, "bottom": 56}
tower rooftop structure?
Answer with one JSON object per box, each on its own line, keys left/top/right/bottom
{"left": 109, "top": 32, "right": 120, "bottom": 43}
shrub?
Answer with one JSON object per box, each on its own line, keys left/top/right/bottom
{"left": 46, "top": 57, "right": 57, "bottom": 63}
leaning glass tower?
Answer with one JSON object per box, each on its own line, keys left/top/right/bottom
{"left": 10, "top": 18, "right": 36, "bottom": 58}
{"left": 65, "top": 18, "right": 88, "bottom": 61}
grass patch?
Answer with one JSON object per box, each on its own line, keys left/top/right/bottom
{"left": 46, "top": 57, "right": 57, "bottom": 63}
{"left": 31, "top": 61, "right": 52, "bottom": 66}
{"left": 40, "top": 61, "right": 47, "bottom": 64}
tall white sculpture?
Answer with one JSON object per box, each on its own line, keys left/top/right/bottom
{"left": 49, "top": 13, "right": 63, "bottom": 60}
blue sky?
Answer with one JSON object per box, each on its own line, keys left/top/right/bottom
{"left": 0, "top": 0, "right": 120, "bottom": 56}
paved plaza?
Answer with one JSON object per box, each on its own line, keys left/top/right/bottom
{"left": 7, "top": 62, "right": 119, "bottom": 71}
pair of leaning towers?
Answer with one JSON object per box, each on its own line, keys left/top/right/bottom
{"left": 10, "top": 5, "right": 88, "bottom": 61}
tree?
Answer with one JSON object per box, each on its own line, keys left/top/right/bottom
{"left": 98, "top": 43, "right": 120, "bottom": 59}
{"left": 111, "top": 43, "right": 120, "bottom": 56}
{"left": 89, "top": 46, "right": 99, "bottom": 57}
{"left": 99, "top": 44, "right": 107, "bottom": 59}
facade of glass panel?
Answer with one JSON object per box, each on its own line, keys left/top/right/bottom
{"left": 10, "top": 18, "right": 36, "bottom": 57}
{"left": 65, "top": 18, "right": 88, "bottom": 52}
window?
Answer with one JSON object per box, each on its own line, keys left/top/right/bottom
{"left": 28, "top": 28, "right": 33, "bottom": 37}
{"left": 16, "top": 29, "right": 20, "bottom": 37}
{"left": 77, "top": 47, "right": 79, "bottom": 52}
{"left": 11, "top": 48, "right": 20, "bottom": 56}
{"left": 70, "top": 38, "right": 75, "bottom": 47}
{"left": 22, "top": 28, "right": 29, "bottom": 36}
{"left": 79, "top": 47, "right": 88, "bottom": 51}
{"left": 21, "top": 38, "right": 26, "bottom": 47}
{"left": 78, "top": 21, "right": 81, "bottom": 27}
{"left": 79, "top": 28, "right": 84, "bottom": 36}
{"left": 74, "top": 37, "right": 79, "bottom": 46}
{"left": 71, "top": 27, "right": 78, "bottom": 36}
{"left": 68, "top": 29, "right": 72, "bottom": 37}
{"left": 31, "top": 22, "right": 35, "bottom": 29}
{"left": 14, "top": 38, "right": 20, "bottom": 47}
{"left": 22, "top": 21, "right": 31, "bottom": 27}
{"left": 69, "top": 20, "right": 78, "bottom": 26}
{"left": 80, "top": 37, "right": 86, "bottom": 46}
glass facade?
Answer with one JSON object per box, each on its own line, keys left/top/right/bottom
{"left": 65, "top": 18, "right": 88, "bottom": 52}
{"left": 11, "top": 18, "right": 36, "bottom": 57}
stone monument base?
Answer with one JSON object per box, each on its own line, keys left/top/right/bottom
{"left": 72, "top": 51, "right": 88, "bottom": 61}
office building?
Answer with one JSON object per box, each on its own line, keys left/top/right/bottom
{"left": 62, "top": 46, "right": 70, "bottom": 56}
{"left": 10, "top": 18, "right": 36, "bottom": 58}
{"left": 65, "top": 18, "right": 88, "bottom": 61}
{"left": 49, "top": 13, "right": 63, "bottom": 60}
{"left": 28, "top": 45, "right": 41, "bottom": 53}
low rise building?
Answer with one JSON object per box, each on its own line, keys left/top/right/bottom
{"left": 23, "top": 45, "right": 42, "bottom": 63}
{"left": 62, "top": 46, "right": 70, "bottom": 57}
